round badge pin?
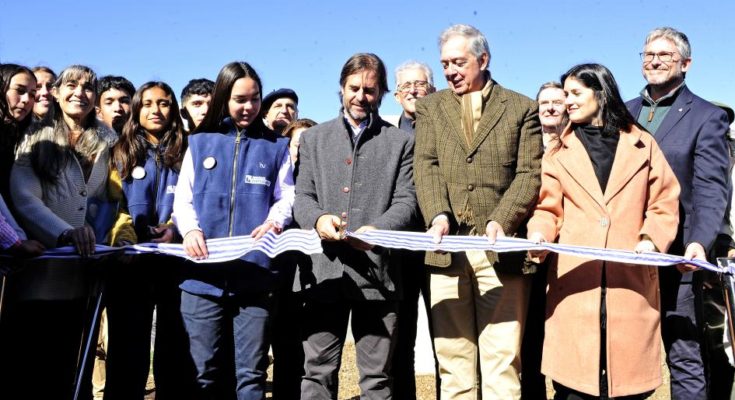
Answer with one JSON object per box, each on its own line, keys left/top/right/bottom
{"left": 203, "top": 157, "right": 217, "bottom": 170}
{"left": 131, "top": 166, "right": 146, "bottom": 179}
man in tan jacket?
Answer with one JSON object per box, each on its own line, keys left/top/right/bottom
{"left": 413, "top": 24, "right": 543, "bottom": 399}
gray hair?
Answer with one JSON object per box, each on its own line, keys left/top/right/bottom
{"left": 645, "top": 27, "right": 691, "bottom": 59}
{"left": 438, "top": 24, "right": 491, "bottom": 66}
{"left": 394, "top": 60, "right": 434, "bottom": 88}
{"left": 536, "top": 81, "right": 563, "bottom": 101}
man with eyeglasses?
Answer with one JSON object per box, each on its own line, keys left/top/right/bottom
{"left": 627, "top": 26, "right": 730, "bottom": 400}
{"left": 414, "top": 24, "right": 542, "bottom": 399}
{"left": 393, "top": 61, "right": 436, "bottom": 134}
{"left": 389, "top": 60, "right": 437, "bottom": 400}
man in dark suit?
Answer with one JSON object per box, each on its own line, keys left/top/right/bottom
{"left": 414, "top": 24, "right": 542, "bottom": 399}
{"left": 294, "top": 53, "right": 416, "bottom": 400}
{"left": 626, "top": 26, "right": 730, "bottom": 400}
{"left": 390, "top": 60, "right": 438, "bottom": 400}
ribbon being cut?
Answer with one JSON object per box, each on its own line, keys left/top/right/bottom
{"left": 16, "top": 229, "right": 723, "bottom": 274}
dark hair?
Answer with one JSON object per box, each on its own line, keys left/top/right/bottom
{"left": 113, "top": 81, "right": 185, "bottom": 179}
{"left": 282, "top": 118, "right": 317, "bottom": 140}
{"left": 31, "top": 66, "right": 56, "bottom": 78}
{"left": 195, "top": 62, "right": 263, "bottom": 134}
{"left": 1, "top": 63, "right": 37, "bottom": 149}
{"left": 339, "top": 53, "right": 389, "bottom": 105}
{"left": 181, "top": 78, "right": 214, "bottom": 103}
{"left": 31, "top": 66, "right": 57, "bottom": 122}
{"left": 96, "top": 75, "right": 135, "bottom": 105}
{"left": 560, "top": 63, "right": 636, "bottom": 137}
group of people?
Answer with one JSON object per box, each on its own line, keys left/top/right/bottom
{"left": 0, "top": 22, "right": 733, "bottom": 400}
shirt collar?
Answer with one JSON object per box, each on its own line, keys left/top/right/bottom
{"left": 342, "top": 111, "right": 370, "bottom": 137}
{"left": 641, "top": 82, "right": 685, "bottom": 105}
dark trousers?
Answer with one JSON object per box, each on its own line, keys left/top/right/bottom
{"left": 0, "top": 299, "right": 87, "bottom": 400}
{"left": 300, "top": 299, "right": 398, "bottom": 400}
{"left": 391, "top": 249, "right": 436, "bottom": 400}
{"left": 522, "top": 267, "right": 547, "bottom": 400}
{"left": 552, "top": 382, "right": 652, "bottom": 400}
{"left": 703, "top": 234, "right": 735, "bottom": 399}
{"left": 181, "top": 290, "right": 273, "bottom": 400}
{"left": 660, "top": 267, "right": 707, "bottom": 400}
{"left": 271, "top": 252, "right": 306, "bottom": 400}
{"left": 104, "top": 256, "right": 197, "bottom": 400}
{"left": 0, "top": 257, "right": 100, "bottom": 400}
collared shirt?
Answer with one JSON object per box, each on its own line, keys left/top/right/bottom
{"left": 637, "top": 83, "right": 685, "bottom": 135}
{"left": 398, "top": 113, "right": 416, "bottom": 135}
{"left": 343, "top": 111, "right": 369, "bottom": 139}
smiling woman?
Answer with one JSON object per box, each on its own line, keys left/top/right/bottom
{"left": 527, "top": 63, "right": 681, "bottom": 398}
{"left": 0, "top": 64, "right": 37, "bottom": 204}
{"left": 104, "top": 81, "right": 196, "bottom": 398}
{"left": 4, "top": 64, "right": 119, "bottom": 399}
{"left": 172, "top": 61, "right": 295, "bottom": 399}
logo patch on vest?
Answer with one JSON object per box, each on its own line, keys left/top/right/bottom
{"left": 166, "top": 185, "right": 176, "bottom": 194}
{"left": 245, "top": 175, "right": 271, "bottom": 187}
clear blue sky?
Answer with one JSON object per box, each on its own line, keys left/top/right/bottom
{"left": 2, "top": 1, "right": 733, "bottom": 123}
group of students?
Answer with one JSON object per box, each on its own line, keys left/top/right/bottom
{"left": 0, "top": 24, "right": 734, "bottom": 400}
{"left": 0, "top": 61, "right": 317, "bottom": 399}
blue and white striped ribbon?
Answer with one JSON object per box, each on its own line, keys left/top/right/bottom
{"left": 129, "top": 228, "right": 323, "bottom": 263}
{"left": 7, "top": 229, "right": 722, "bottom": 273}
{"left": 346, "top": 230, "right": 721, "bottom": 273}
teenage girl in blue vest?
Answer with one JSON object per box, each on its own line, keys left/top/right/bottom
{"left": 107, "top": 81, "right": 196, "bottom": 399}
{"left": 173, "top": 61, "right": 294, "bottom": 399}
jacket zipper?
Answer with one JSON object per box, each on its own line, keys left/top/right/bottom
{"left": 228, "top": 129, "right": 242, "bottom": 236}
{"left": 153, "top": 149, "right": 161, "bottom": 225}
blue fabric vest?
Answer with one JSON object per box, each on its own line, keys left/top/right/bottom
{"left": 121, "top": 144, "right": 179, "bottom": 242}
{"left": 183, "top": 119, "right": 289, "bottom": 296}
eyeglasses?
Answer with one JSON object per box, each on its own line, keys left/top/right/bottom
{"left": 640, "top": 51, "right": 679, "bottom": 63}
{"left": 397, "top": 80, "right": 430, "bottom": 93}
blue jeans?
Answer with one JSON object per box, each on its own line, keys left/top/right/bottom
{"left": 181, "top": 290, "right": 272, "bottom": 400}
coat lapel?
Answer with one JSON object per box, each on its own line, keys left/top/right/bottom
{"left": 603, "top": 128, "right": 647, "bottom": 204}
{"left": 469, "top": 84, "right": 506, "bottom": 155}
{"left": 649, "top": 86, "right": 693, "bottom": 143}
{"left": 556, "top": 128, "right": 606, "bottom": 207}
{"left": 439, "top": 93, "right": 469, "bottom": 153}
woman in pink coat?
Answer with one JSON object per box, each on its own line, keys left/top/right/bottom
{"left": 527, "top": 63, "right": 680, "bottom": 399}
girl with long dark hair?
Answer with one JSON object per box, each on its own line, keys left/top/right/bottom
{"left": 527, "top": 63, "right": 681, "bottom": 399}
{"left": 0, "top": 64, "right": 45, "bottom": 257}
{"left": 173, "top": 61, "right": 294, "bottom": 399}
{"left": 104, "top": 81, "right": 196, "bottom": 399}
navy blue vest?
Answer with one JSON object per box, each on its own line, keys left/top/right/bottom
{"left": 121, "top": 144, "right": 179, "bottom": 242}
{"left": 183, "top": 120, "right": 289, "bottom": 296}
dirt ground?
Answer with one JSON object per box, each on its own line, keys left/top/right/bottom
{"left": 145, "top": 343, "right": 671, "bottom": 399}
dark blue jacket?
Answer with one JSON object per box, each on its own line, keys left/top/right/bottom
{"left": 121, "top": 143, "right": 179, "bottom": 242}
{"left": 182, "top": 119, "right": 289, "bottom": 297}
{"left": 627, "top": 85, "right": 730, "bottom": 253}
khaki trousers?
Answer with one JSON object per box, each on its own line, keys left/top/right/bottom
{"left": 430, "top": 250, "right": 530, "bottom": 400}
{"left": 92, "top": 308, "right": 108, "bottom": 399}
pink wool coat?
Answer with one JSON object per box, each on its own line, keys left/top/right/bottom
{"left": 527, "top": 124, "right": 680, "bottom": 397}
